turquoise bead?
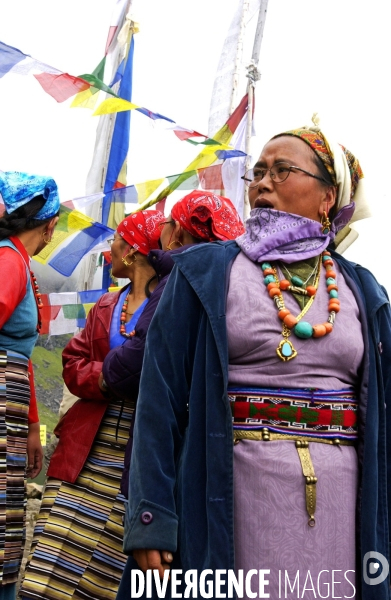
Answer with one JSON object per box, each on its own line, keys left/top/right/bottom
{"left": 326, "top": 277, "right": 336, "bottom": 286}
{"left": 330, "top": 289, "right": 338, "bottom": 298}
{"left": 264, "top": 274, "right": 276, "bottom": 285}
{"left": 322, "top": 255, "right": 330, "bottom": 262}
{"left": 294, "top": 321, "right": 313, "bottom": 339}
{"left": 261, "top": 262, "right": 272, "bottom": 271}
{"left": 282, "top": 342, "right": 293, "bottom": 357}
{"left": 323, "top": 228, "right": 330, "bottom": 234}
{"left": 291, "top": 275, "right": 304, "bottom": 287}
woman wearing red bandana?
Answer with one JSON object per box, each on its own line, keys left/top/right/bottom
{"left": 102, "top": 190, "right": 245, "bottom": 499}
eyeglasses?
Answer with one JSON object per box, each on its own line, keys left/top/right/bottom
{"left": 158, "top": 220, "right": 175, "bottom": 228}
{"left": 241, "top": 162, "right": 330, "bottom": 187}
{"left": 107, "top": 237, "right": 115, "bottom": 247}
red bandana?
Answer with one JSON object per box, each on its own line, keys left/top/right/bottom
{"left": 171, "top": 191, "right": 245, "bottom": 242}
{"left": 117, "top": 210, "right": 165, "bottom": 255}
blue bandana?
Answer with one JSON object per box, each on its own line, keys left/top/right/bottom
{"left": 0, "top": 171, "right": 60, "bottom": 220}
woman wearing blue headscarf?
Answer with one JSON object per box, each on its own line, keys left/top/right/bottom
{"left": 0, "top": 171, "right": 59, "bottom": 600}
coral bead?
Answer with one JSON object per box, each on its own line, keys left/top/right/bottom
{"left": 323, "top": 259, "right": 334, "bottom": 267}
{"left": 278, "top": 309, "right": 291, "bottom": 321}
{"left": 323, "top": 251, "right": 331, "bottom": 256}
{"left": 283, "top": 314, "right": 299, "bottom": 329}
{"left": 279, "top": 279, "right": 290, "bottom": 290}
{"left": 328, "top": 302, "right": 340, "bottom": 313}
{"left": 325, "top": 269, "right": 336, "bottom": 278}
{"left": 306, "top": 286, "right": 317, "bottom": 297}
{"left": 267, "top": 282, "right": 279, "bottom": 291}
{"left": 263, "top": 268, "right": 275, "bottom": 276}
{"left": 269, "top": 287, "right": 281, "bottom": 298}
{"left": 323, "top": 322, "right": 333, "bottom": 334}
{"left": 313, "top": 324, "right": 327, "bottom": 337}
{"left": 327, "top": 284, "right": 338, "bottom": 293}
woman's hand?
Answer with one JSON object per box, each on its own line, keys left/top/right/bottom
{"left": 133, "top": 549, "right": 173, "bottom": 579}
{"left": 98, "top": 372, "right": 110, "bottom": 395}
{"left": 26, "top": 422, "right": 43, "bottom": 479}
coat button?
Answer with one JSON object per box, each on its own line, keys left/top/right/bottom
{"left": 140, "top": 511, "right": 153, "bottom": 524}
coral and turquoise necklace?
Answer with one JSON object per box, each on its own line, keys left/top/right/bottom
{"left": 261, "top": 251, "right": 340, "bottom": 361}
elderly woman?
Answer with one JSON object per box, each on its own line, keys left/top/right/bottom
{"left": 19, "top": 210, "right": 165, "bottom": 600}
{"left": 120, "top": 126, "right": 390, "bottom": 600}
{"left": 0, "top": 171, "right": 59, "bottom": 600}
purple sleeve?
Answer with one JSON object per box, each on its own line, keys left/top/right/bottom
{"left": 102, "top": 278, "right": 167, "bottom": 399}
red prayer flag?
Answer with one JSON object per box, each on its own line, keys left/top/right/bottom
{"left": 34, "top": 72, "right": 90, "bottom": 102}
{"left": 173, "top": 129, "right": 205, "bottom": 142}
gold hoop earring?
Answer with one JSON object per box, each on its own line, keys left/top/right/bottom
{"left": 121, "top": 251, "right": 137, "bottom": 267}
{"left": 166, "top": 240, "right": 183, "bottom": 250}
{"left": 320, "top": 211, "right": 331, "bottom": 235}
{"left": 42, "top": 231, "right": 51, "bottom": 245}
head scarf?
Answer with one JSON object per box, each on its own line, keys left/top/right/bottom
{"left": 272, "top": 120, "right": 371, "bottom": 252}
{"left": 171, "top": 190, "right": 245, "bottom": 241}
{"left": 117, "top": 209, "right": 165, "bottom": 255}
{"left": 0, "top": 171, "right": 60, "bottom": 220}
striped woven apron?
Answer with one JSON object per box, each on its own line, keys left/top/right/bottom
{"left": 0, "top": 350, "right": 29, "bottom": 585}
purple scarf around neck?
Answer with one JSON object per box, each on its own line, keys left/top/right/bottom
{"left": 236, "top": 204, "right": 355, "bottom": 264}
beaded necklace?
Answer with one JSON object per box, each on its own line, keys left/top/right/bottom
{"left": 261, "top": 251, "right": 340, "bottom": 361}
{"left": 120, "top": 290, "right": 136, "bottom": 338}
{"left": 30, "top": 271, "right": 43, "bottom": 332}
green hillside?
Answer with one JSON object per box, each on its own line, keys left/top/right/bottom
{"left": 31, "top": 342, "right": 66, "bottom": 437}
{"left": 31, "top": 345, "right": 63, "bottom": 390}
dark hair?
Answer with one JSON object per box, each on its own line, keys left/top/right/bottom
{"left": 0, "top": 195, "right": 58, "bottom": 240}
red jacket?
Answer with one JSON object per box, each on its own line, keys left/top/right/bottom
{"left": 47, "top": 289, "right": 121, "bottom": 483}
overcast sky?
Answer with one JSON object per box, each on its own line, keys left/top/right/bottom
{"left": 0, "top": 0, "right": 390, "bottom": 290}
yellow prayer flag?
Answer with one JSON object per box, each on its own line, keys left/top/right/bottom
{"left": 83, "top": 303, "right": 95, "bottom": 317}
{"left": 93, "top": 98, "right": 139, "bottom": 116}
{"left": 136, "top": 179, "right": 165, "bottom": 204}
{"left": 68, "top": 210, "right": 94, "bottom": 231}
{"left": 40, "top": 424, "right": 47, "bottom": 447}
{"left": 71, "top": 88, "right": 100, "bottom": 110}
{"left": 34, "top": 230, "right": 72, "bottom": 264}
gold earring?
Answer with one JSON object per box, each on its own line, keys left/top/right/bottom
{"left": 166, "top": 240, "right": 183, "bottom": 250}
{"left": 321, "top": 211, "right": 331, "bottom": 234}
{"left": 121, "top": 251, "right": 137, "bottom": 267}
{"left": 42, "top": 231, "right": 51, "bottom": 245}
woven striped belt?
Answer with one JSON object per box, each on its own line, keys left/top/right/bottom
{"left": 230, "top": 387, "right": 357, "bottom": 527}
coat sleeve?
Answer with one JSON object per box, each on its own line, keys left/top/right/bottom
{"left": 378, "top": 299, "right": 391, "bottom": 552}
{"left": 62, "top": 301, "right": 107, "bottom": 402}
{"left": 102, "top": 280, "right": 165, "bottom": 400}
{"left": 123, "top": 266, "right": 201, "bottom": 554}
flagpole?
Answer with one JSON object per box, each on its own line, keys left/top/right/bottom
{"left": 229, "top": 0, "right": 250, "bottom": 116}
{"left": 243, "top": 0, "right": 269, "bottom": 220}
{"left": 78, "top": 0, "right": 133, "bottom": 292}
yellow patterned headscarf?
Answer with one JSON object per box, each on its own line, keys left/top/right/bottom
{"left": 272, "top": 122, "right": 370, "bottom": 252}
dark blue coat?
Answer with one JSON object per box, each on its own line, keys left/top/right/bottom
{"left": 120, "top": 241, "right": 391, "bottom": 600}
{"left": 103, "top": 246, "right": 191, "bottom": 497}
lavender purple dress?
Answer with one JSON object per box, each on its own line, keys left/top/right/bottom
{"left": 226, "top": 251, "right": 363, "bottom": 598}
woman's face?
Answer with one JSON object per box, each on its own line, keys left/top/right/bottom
{"left": 248, "top": 136, "right": 336, "bottom": 221}
{"left": 110, "top": 232, "right": 132, "bottom": 278}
